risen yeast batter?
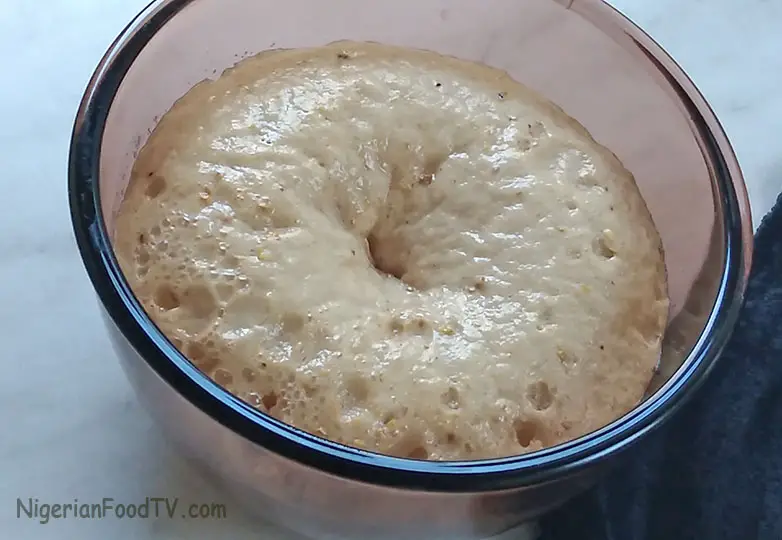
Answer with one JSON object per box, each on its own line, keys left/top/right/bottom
{"left": 114, "top": 41, "right": 669, "bottom": 460}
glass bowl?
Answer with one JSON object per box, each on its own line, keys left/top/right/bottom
{"left": 68, "top": 0, "right": 753, "bottom": 538}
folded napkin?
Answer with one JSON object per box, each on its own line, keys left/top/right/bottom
{"left": 541, "top": 193, "right": 782, "bottom": 540}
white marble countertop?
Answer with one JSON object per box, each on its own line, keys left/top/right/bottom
{"left": 0, "top": 1, "right": 780, "bottom": 539}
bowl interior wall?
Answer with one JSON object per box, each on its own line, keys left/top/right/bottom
{"left": 98, "top": 0, "right": 722, "bottom": 413}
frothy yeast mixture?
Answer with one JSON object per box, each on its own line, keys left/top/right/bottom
{"left": 114, "top": 41, "right": 669, "bottom": 461}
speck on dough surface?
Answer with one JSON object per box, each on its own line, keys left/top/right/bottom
{"left": 114, "top": 41, "right": 669, "bottom": 461}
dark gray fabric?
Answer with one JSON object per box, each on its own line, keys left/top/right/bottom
{"left": 542, "top": 194, "right": 782, "bottom": 540}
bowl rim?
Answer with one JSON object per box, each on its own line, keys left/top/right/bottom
{"left": 69, "top": 0, "right": 753, "bottom": 492}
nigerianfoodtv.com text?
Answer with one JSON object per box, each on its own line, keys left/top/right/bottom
{"left": 17, "top": 497, "right": 227, "bottom": 524}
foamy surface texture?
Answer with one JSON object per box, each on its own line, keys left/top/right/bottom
{"left": 114, "top": 41, "right": 669, "bottom": 460}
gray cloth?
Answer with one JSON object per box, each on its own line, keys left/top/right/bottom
{"left": 542, "top": 193, "right": 782, "bottom": 540}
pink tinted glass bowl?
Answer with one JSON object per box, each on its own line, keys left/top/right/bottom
{"left": 68, "top": 0, "right": 752, "bottom": 538}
